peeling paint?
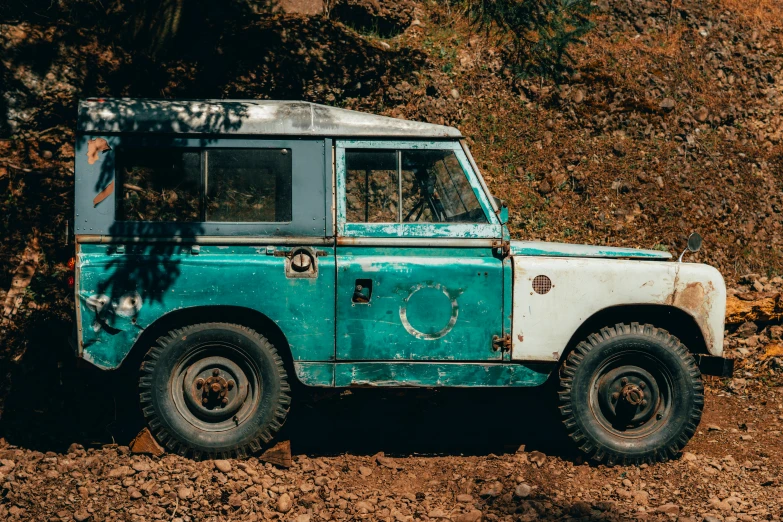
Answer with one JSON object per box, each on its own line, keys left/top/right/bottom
{"left": 511, "top": 256, "right": 726, "bottom": 361}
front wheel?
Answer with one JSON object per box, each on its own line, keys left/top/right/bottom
{"left": 558, "top": 322, "right": 703, "bottom": 465}
{"left": 139, "top": 323, "right": 290, "bottom": 458}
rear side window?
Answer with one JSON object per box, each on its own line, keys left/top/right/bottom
{"left": 117, "top": 148, "right": 292, "bottom": 222}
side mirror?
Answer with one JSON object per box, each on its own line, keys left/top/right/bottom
{"left": 687, "top": 232, "right": 702, "bottom": 253}
{"left": 494, "top": 197, "right": 508, "bottom": 225}
{"left": 678, "top": 232, "right": 703, "bottom": 262}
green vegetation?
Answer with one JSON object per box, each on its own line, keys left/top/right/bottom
{"left": 463, "top": 0, "right": 595, "bottom": 79}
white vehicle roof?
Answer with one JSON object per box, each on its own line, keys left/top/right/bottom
{"left": 77, "top": 98, "right": 462, "bottom": 138}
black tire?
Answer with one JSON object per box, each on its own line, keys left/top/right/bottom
{"left": 139, "top": 323, "right": 290, "bottom": 458}
{"left": 558, "top": 322, "right": 703, "bottom": 465}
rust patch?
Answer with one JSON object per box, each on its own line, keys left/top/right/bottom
{"left": 517, "top": 334, "right": 524, "bottom": 342}
{"left": 673, "top": 282, "right": 705, "bottom": 311}
{"left": 86, "top": 138, "right": 111, "bottom": 165}
{"left": 92, "top": 180, "right": 114, "bottom": 207}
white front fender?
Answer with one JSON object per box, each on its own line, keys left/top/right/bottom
{"left": 510, "top": 256, "right": 726, "bottom": 361}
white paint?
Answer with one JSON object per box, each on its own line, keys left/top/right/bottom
{"left": 510, "top": 257, "right": 726, "bottom": 361}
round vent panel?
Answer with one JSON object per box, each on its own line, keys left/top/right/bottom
{"left": 532, "top": 275, "right": 552, "bottom": 295}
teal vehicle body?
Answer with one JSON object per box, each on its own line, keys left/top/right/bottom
{"left": 74, "top": 98, "right": 728, "bottom": 392}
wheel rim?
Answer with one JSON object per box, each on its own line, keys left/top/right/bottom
{"left": 589, "top": 352, "right": 672, "bottom": 438}
{"left": 171, "top": 342, "right": 261, "bottom": 432}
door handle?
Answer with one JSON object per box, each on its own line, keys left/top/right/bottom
{"left": 352, "top": 279, "right": 372, "bottom": 304}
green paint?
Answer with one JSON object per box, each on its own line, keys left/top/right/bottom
{"left": 294, "top": 362, "right": 335, "bottom": 386}
{"left": 335, "top": 247, "right": 504, "bottom": 361}
{"left": 510, "top": 240, "right": 672, "bottom": 260}
{"left": 335, "top": 140, "right": 500, "bottom": 239}
{"left": 77, "top": 244, "right": 336, "bottom": 369}
{"left": 332, "top": 362, "right": 552, "bottom": 387}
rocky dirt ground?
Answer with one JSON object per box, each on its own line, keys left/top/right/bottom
{"left": 0, "top": 383, "right": 780, "bottom": 522}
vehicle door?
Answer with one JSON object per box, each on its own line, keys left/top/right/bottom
{"left": 334, "top": 140, "right": 505, "bottom": 361}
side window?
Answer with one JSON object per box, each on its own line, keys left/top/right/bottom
{"left": 402, "top": 150, "right": 487, "bottom": 224}
{"left": 206, "top": 149, "right": 292, "bottom": 222}
{"left": 343, "top": 148, "right": 487, "bottom": 224}
{"left": 344, "top": 150, "right": 398, "bottom": 223}
{"left": 117, "top": 147, "right": 292, "bottom": 222}
{"left": 117, "top": 149, "right": 201, "bottom": 222}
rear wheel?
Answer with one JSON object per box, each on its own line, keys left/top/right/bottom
{"left": 558, "top": 322, "right": 703, "bottom": 465}
{"left": 139, "top": 323, "right": 290, "bottom": 458}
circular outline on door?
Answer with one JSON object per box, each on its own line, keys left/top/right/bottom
{"left": 399, "top": 283, "right": 459, "bottom": 340}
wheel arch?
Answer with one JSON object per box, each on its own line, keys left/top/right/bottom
{"left": 558, "top": 304, "right": 709, "bottom": 366}
{"left": 121, "top": 306, "right": 295, "bottom": 381}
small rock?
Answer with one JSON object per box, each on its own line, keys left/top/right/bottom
{"left": 129, "top": 488, "right": 143, "bottom": 499}
{"left": 228, "top": 493, "right": 242, "bottom": 509}
{"left": 294, "top": 515, "right": 311, "bottom": 522}
{"left": 632, "top": 490, "right": 649, "bottom": 505}
{"left": 129, "top": 428, "right": 165, "bottom": 456}
{"left": 659, "top": 97, "right": 676, "bottom": 112}
{"left": 131, "top": 461, "right": 151, "bottom": 472}
{"left": 73, "top": 511, "right": 91, "bottom": 522}
{"left": 314, "top": 476, "right": 329, "bottom": 486}
{"left": 572, "top": 89, "right": 585, "bottom": 103}
{"left": 694, "top": 106, "right": 710, "bottom": 122}
{"left": 740, "top": 434, "right": 752, "bottom": 441}
{"left": 514, "top": 484, "right": 532, "bottom": 498}
{"left": 735, "top": 321, "right": 758, "bottom": 338}
{"left": 177, "top": 487, "right": 192, "bottom": 500}
{"left": 67, "top": 443, "right": 84, "bottom": 455}
{"left": 214, "top": 460, "right": 232, "bottom": 473}
{"left": 570, "top": 501, "right": 592, "bottom": 517}
{"left": 450, "top": 89, "right": 460, "bottom": 100}
{"left": 375, "top": 452, "right": 403, "bottom": 470}
{"left": 479, "top": 481, "right": 503, "bottom": 498}
{"left": 683, "top": 452, "right": 698, "bottom": 461}
{"left": 358, "top": 466, "right": 373, "bottom": 476}
{"left": 107, "top": 466, "right": 134, "bottom": 478}
{"left": 707, "top": 424, "right": 723, "bottom": 432}
{"left": 456, "top": 493, "right": 474, "bottom": 502}
{"left": 537, "top": 179, "right": 553, "bottom": 195}
{"left": 657, "top": 503, "right": 680, "bottom": 515}
{"left": 528, "top": 451, "right": 546, "bottom": 467}
{"left": 277, "top": 493, "right": 292, "bottom": 513}
{"left": 454, "top": 510, "right": 482, "bottom": 522}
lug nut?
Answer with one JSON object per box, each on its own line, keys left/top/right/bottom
{"left": 621, "top": 377, "right": 628, "bottom": 385}
{"left": 639, "top": 382, "right": 646, "bottom": 389}
{"left": 227, "top": 380, "right": 235, "bottom": 390}
{"left": 202, "top": 397, "right": 208, "bottom": 405}
{"left": 641, "top": 400, "right": 647, "bottom": 407}
{"left": 612, "top": 392, "right": 620, "bottom": 401}
{"left": 196, "top": 378, "right": 204, "bottom": 388}
{"left": 211, "top": 383, "right": 221, "bottom": 393}
{"left": 212, "top": 369, "right": 220, "bottom": 376}
{"left": 222, "top": 397, "right": 228, "bottom": 405}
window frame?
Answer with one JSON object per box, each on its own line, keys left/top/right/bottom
{"left": 75, "top": 135, "right": 328, "bottom": 238}
{"left": 335, "top": 140, "right": 500, "bottom": 239}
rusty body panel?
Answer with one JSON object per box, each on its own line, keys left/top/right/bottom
{"left": 73, "top": 98, "right": 729, "bottom": 387}
{"left": 510, "top": 255, "right": 726, "bottom": 362}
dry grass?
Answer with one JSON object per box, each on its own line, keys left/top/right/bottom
{"left": 720, "top": 0, "right": 783, "bottom": 28}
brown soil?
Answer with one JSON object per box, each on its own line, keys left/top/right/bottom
{"left": 0, "top": 385, "right": 780, "bottom": 522}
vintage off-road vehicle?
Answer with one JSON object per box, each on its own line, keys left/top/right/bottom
{"left": 74, "top": 98, "right": 732, "bottom": 463}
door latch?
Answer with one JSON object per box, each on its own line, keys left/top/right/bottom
{"left": 492, "top": 333, "right": 512, "bottom": 352}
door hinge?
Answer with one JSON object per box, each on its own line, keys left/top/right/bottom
{"left": 492, "top": 239, "right": 511, "bottom": 258}
{"left": 492, "top": 333, "right": 512, "bottom": 352}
